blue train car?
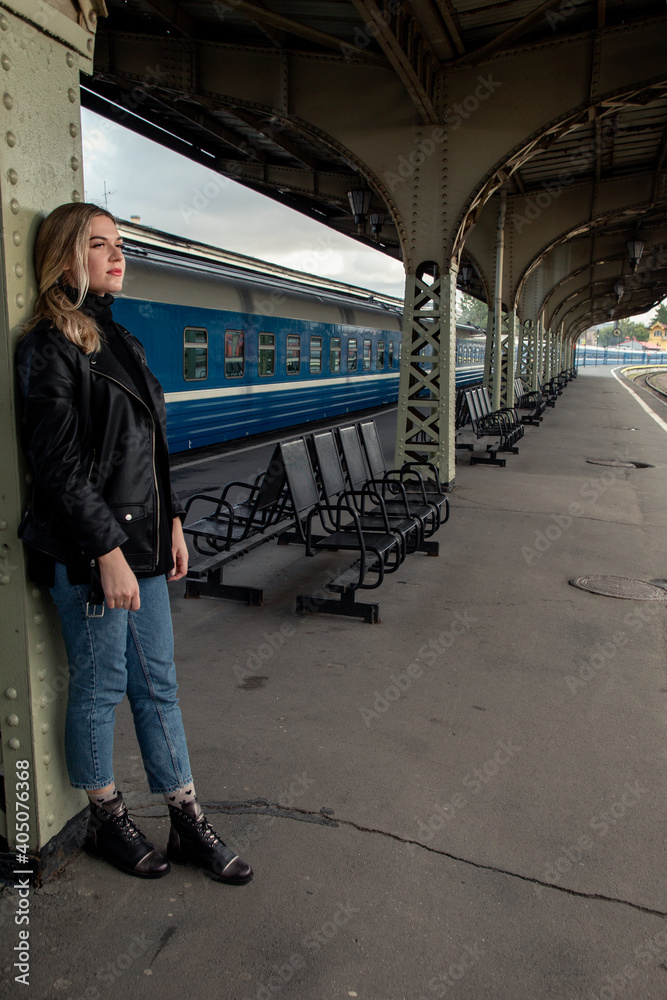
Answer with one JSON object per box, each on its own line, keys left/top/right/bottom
{"left": 113, "top": 223, "right": 484, "bottom": 452}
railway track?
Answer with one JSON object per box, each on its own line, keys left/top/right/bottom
{"left": 629, "top": 368, "right": 667, "bottom": 402}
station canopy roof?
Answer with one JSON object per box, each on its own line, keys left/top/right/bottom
{"left": 84, "top": 1, "right": 667, "bottom": 328}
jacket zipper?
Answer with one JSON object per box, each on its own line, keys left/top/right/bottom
{"left": 91, "top": 369, "right": 160, "bottom": 571}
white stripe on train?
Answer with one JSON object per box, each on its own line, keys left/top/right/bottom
{"left": 164, "top": 371, "right": 399, "bottom": 403}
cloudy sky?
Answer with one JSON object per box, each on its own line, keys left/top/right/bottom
{"left": 81, "top": 108, "right": 407, "bottom": 299}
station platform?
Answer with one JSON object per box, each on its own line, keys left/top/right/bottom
{"left": 3, "top": 367, "right": 667, "bottom": 1000}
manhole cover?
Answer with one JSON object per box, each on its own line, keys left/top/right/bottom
{"left": 586, "top": 459, "right": 653, "bottom": 468}
{"left": 569, "top": 576, "right": 667, "bottom": 600}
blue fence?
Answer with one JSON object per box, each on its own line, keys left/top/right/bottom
{"left": 575, "top": 347, "right": 667, "bottom": 367}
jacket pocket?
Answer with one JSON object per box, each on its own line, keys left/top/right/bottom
{"left": 110, "top": 503, "right": 147, "bottom": 526}
{"left": 109, "top": 503, "right": 153, "bottom": 561}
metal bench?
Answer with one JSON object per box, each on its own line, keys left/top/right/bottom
{"left": 308, "top": 428, "right": 422, "bottom": 560}
{"left": 513, "top": 377, "right": 546, "bottom": 426}
{"left": 182, "top": 444, "right": 293, "bottom": 604}
{"left": 278, "top": 437, "right": 404, "bottom": 623}
{"left": 337, "top": 423, "right": 440, "bottom": 551}
{"left": 356, "top": 418, "right": 450, "bottom": 530}
{"left": 462, "top": 385, "right": 524, "bottom": 467}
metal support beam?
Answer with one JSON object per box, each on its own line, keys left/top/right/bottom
{"left": 395, "top": 266, "right": 457, "bottom": 488}
{"left": 349, "top": 0, "right": 439, "bottom": 124}
{"left": 520, "top": 318, "right": 538, "bottom": 389}
{"left": 500, "top": 311, "right": 517, "bottom": 407}
{"left": 491, "top": 192, "right": 506, "bottom": 410}
{"left": 0, "top": 0, "right": 96, "bottom": 880}
{"left": 483, "top": 307, "right": 493, "bottom": 389}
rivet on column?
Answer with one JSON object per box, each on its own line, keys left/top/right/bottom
{"left": 16, "top": 293, "right": 24, "bottom": 308}
{"left": 67, "top": 88, "right": 76, "bottom": 103}
{"left": 6, "top": 130, "right": 15, "bottom": 147}
{"left": 12, "top": 230, "right": 20, "bottom": 245}
{"left": 41, "top": 722, "right": 49, "bottom": 734}
{"left": 72, "top": 190, "right": 82, "bottom": 202}
{"left": 7, "top": 713, "right": 19, "bottom": 726}
{"left": 1, "top": 54, "right": 10, "bottom": 71}
{"left": 69, "top": 123, "right": 78, "bottom": 138}
{"left": 46, "top": 813, "right": 55, "bottom": 826}
{"left": 8, "top": 168, "right": 17, "bottom": 184}
{"left": 3, "top": 92, "right": 12, "bottom": 109}
{"left": 15, "top": 263, "right": 23, "bottom": 278}
{"left": 4, "top": 686, "right": 17, "bottom": 699}
{"left": 71, "top": 156, "right": 80, "bottom": 172}
{"left": 42, "top": 752, "right": 51, "bottom": 765}
{"left": 8, "top": 737, "right": 20, "bottom": 750}
{"left": 66, "top": 52, "right": 74, "bottom": 68}
{"left": 10, "top": 197, "right": 19, "bottom": 213}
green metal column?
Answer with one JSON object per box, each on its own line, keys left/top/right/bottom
{"left": 483, "top": 307, "right": 494, "bottom": 389}
{"left": 520, "top": 318, "right": 537, "bottom": 388}
{"left": 499, "top": 311, "right": 517, "bottom": 407}
{"left": 395, "top": 265, "right": 457, "bottom": 488}
{"left": 0, "top": 0, "right": 99, "bottom": 882}
{"left": 543, "top": 325, "right": 552, "bottom": 382}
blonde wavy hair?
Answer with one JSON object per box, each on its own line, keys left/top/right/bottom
{"left": 26, "top": 202, "right": 116, "bottom": 354}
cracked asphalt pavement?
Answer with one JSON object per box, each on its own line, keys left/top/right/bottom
{"left": 2, "top": 372, "right": 666, "bottom": 999}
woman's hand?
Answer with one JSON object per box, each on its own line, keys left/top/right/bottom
{"left": 169, "top": 517, "right": 189, "bottom": 582}
{"left": 97, "top": 547, "right": 141, "bottom": 610}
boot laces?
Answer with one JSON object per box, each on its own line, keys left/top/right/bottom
{"left": 114, "top": 810, "right": 142, "bottom": 841}
{"left": 196, "top": 816, "right": 223, "bottom": 847}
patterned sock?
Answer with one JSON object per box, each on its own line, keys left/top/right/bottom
{"left": 87, "top": 785, "right": 119, "bottom": 812}
{"left": 164, "top": 782, "right": 201, "bottom": 816}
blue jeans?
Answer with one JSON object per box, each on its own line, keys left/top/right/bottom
{"left": 50, "top": 563, "right": 192, "bottom": 793}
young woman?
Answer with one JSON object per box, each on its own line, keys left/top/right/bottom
{"left": 16, "top": 202, "right": 252, "bottom": 884}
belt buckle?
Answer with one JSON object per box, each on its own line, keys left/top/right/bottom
{"left": 85, "top": 603, "right": 105, "bottom": 618}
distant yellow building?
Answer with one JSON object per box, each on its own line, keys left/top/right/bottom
{"left": 648, "top": 320, "right": 667, "bottom": 349}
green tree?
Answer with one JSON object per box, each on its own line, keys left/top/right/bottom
{"left": 457, "top": 293, "right": 488, "bottom": 329}
{"left": 653, "top": 301, "right": 667, "bottom": 326}
{"left": 596, "top": 319, "right": 648, "bottom": 346}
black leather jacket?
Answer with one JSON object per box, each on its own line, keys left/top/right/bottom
{"left": 16, "top": 299, "right": 184, "bottom": 579}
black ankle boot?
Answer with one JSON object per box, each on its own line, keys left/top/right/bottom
{"left": 167, "top": 801, "right": 253, "bottom": 885}
{"left": 85, "top": 791, "right": 170, "bottom": 879}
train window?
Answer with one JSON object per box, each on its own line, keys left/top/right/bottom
{"left": 363, "top": 339, "right": 372, "bottom": 370}
{"left": 225, "top": 330, "right": 245, "bottom": 379}
{"left": 310, "top": 336, "right": 322, "bottom": 374}
{"left": 330, "top": 337, "right": 341, "bottom": 372}
{"left": 183, "top": 327, "right": 208, "bottom": 381}
{"left": 348, "top": 338, "right": 358, "bottom": 371}
{"left": 259, "top": 333, "right": 275, "bottom": 377}
{"left": 286, "top": 334, "right": 301, "bottom": 374}
{"left": 377, "top": 340, "right": 385, "bottom": 368}
{"left": 388, "top": 341, "right": 394, "bottom": 369}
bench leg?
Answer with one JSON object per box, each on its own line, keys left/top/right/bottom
{"left": 296, "top": 590, "right": 380, "bottom": 624}
{"left": 185, "top": 568, "right": 263, "bottom": 606}
{"left": 470, "top": 450, "right": 506, "bottom": 467}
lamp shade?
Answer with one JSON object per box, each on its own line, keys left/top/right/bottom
{"left": 626, "top": 240, "right": 644, "bottom": 270}
{"left": 347, "top": 188, "right": 372, "bottom": 223}
{"left": 369, "top": 212, "right": 383, "bottom": 234}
